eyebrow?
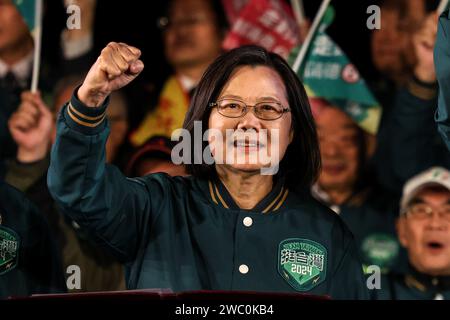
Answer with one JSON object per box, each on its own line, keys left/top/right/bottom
{"left": 219, "top": 94, "right": 282, "bottom": 102}
{"left": 408, "top": 198, "right": 425, "bottom": 206}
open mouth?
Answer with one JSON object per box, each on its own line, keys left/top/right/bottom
{"left": 428, "top": 242, "right": 443, "bottom": 249}
{"left": 426, "top": 241, "right": 445, "bottom": 253}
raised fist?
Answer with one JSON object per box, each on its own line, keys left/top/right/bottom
{"left": 78, "top": 42, "right": 144, "bottom": 107}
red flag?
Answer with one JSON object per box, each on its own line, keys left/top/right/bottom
{"left": 221, "top": 0, "right": 249, "bottom": 25}
{"left": 222, "top": 0, "right": 301, "bottom": 59}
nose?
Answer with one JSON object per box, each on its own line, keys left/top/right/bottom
{"left": 171, "top": 23, "right": 191, "bottom": 37}
{"left": 321, "top": 140, "right": 339, "bottom": 157}
{"left": 236, "top": 109, "right": 262, "bottom": 131}
{"left": 426, "top": 212, "right": 448, "bottom": 231}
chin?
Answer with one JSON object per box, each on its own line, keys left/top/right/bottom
{"left": 319, "top": 177, "right": 350, "bottom": 190}
{"left": 170, "top": 52, "right": 201, "bottom": 66}
{"left": 229, "top": 163, "right": 264, "bottom": 173}
{"left": 419, "top": 261, "right": 450, "bottom": 276}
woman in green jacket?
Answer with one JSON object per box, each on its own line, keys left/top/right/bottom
{"left": 47, "top": 43, "right": 368, "bottom": 299}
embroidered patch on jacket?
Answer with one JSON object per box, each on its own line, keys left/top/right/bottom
{"left": 278, "top": 238, "right": 327, "bottom": 292}
{"left": 0, "top": 225, "right": 20, "bottom": 275}
{"left": 361, "top": 233, "right": 399, "bottom": 272}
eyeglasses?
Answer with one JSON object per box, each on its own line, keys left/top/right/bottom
{"left": 404, "top": 203, "right": 450, "bottom": 222}
{"left": 209, "top": 98, "right": 291, "bottom": 121}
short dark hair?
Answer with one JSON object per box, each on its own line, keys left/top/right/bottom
{"left": 182, "top": 45, "right": 321, "bottom": 190}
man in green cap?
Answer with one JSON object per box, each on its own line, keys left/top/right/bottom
{"left": 374, "top": 167, "right": 450, "bottom": 300}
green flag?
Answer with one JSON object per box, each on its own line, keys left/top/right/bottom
{"left": 13, "top": 0, "right": 37, "bottom": 35}
{"left": 289, "top": 6, "right": 382, "bottom": 135}
{"left": 13, "top": 0, "right": 43, "bottom": 92}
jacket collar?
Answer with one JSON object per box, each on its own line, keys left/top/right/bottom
{"left": 405, "top": 265, "right": 450, "bottom": 292}
{"left": 200, "top": 173, "right": 288, "bottom": 213}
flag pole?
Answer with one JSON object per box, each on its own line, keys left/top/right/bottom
{"left": 291, "top": 0, "right": 306, "bottom": 25}
{"left": 438, "top": 0, "right": 449, "bottom": 14}
{"left": 31, "top": 0, "right": 43, "bottom": 93}
{"left": 291, "top": 0, "right": 331, "bottom": 74}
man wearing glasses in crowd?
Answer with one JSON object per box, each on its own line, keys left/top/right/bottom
{"left": 374, "top": 167, "right": 450, "bottom": 300}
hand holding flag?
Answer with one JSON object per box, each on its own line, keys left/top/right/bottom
{"left": 8, "top": 90, "right": 53, "bottom": 162}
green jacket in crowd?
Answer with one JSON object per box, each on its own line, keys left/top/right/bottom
{"left": 330, "top": 188, "right": 407, "bottom": 275}
{"left": 372, "top": 266, "right": 450, "bottom": 300}
{"left": 4, "top": 156, "right": 126, "bottom": 293}
{"left": 0, "top": 181, "right": 65, "bottom": 299}
{"left": 435, "top": 9, "right": 450, "bottom": 151}
{"left": 47, "top": 91, "right": 369, "bottom": 299}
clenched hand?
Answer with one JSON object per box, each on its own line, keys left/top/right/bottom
{"left": 78, "top": 42, "right": 144, "bottom": 107}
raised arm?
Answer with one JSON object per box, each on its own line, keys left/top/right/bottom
{"left": 47, "top": 43, "right": 158, "bottom": 263}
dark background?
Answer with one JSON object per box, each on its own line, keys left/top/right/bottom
{"left": 40, "top": 0, "right": 441, "bottom": 125}
{"left": 41, "top": 0, "right": 440, "bottom": 84}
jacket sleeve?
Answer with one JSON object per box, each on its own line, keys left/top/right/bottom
{"left": 435, "top": 10, "right": 450, "bottom": 151}
{"left": 374, "top": 77, "right": 448, "bottom": 194}
{"left": 5, "top": 156, "right": 49, "bottom": 192}
{"left": 47, "top": 88, "right": 161, "bottom": 263}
